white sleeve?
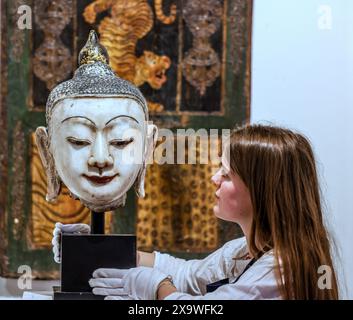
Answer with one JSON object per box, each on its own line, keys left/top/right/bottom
{"left": 153, "top": 237, "right": 247, "bottom": 295}
{"left": 163, "top": 253, "right": 281, "bottom": 300}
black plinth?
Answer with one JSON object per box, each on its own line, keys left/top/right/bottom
{"left": 53, "top": 234, "right": 136, "bottom": 300}
{"left": 53, "top": 286, "right": 105, "bottom": 300}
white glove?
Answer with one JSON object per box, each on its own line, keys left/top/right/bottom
{"left": 89, "top": 266, "right": 171, "bottom": 300}
{"left": 52, "top": 222, "right": 90, "bottom": 263}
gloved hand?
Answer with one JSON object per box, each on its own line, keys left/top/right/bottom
{"left": 52, "top": 222, "right": 90, "bottom": 263}
{"left": 89, "top": 266, "right": 172, "bottom": 300}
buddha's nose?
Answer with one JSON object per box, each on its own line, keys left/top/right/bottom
{"left": 88, "top": 133, "right": 113, "bottom": 169}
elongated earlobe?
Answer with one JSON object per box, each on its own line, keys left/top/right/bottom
{"left": 35, "top": 127, "right": 61, "bottom": 202}
{"left": 135, "top": 124, "right": 158, "bottom": 198}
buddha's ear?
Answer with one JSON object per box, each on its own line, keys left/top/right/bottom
{"left": 35, "top": 127, "right": 61, "bottom": 202}
{"left": 135, "top": 124, "right": 158, "bottom": 198}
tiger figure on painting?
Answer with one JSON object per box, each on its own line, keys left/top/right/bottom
{"left": 83, "top": 0, "right": 176, "bottom": 112}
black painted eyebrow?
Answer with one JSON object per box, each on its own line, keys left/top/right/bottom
{"left": 61, "top": 116, "right": 97, "bottom": 128}
{"left": 105, "top": 115, "right": 139, "bottom": 126}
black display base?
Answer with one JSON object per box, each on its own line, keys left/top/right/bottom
{"left": 53, "top": 286, "right": 105, "bottom": 300}
{"left": 55, "top": 234, "right": 136, "bottom": 300}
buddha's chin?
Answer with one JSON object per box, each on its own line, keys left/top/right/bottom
{"left": 80, "top": 194, "right": 127, "bottom": 212}
{"left": 76, "top": 180, "right": 127, "bottom": 201}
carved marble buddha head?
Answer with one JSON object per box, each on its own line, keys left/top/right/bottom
{"left": 35, "top": 30, "right": 157, "bottom": 212}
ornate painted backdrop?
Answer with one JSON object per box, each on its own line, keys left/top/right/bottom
{"left": 0, "top": 0, "right": 252, "bottom": 278}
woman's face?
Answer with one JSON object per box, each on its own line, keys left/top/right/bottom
{"left": 211, "top": 154, "right": 253, "bottom": 225}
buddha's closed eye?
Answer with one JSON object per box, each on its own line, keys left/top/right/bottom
{"left": 110, "top": 137, "right": 134, "bottom": 149}
{"left": 66, "top": 137, "right": 91, "bottom": 147}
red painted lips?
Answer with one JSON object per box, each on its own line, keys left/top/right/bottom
{"left": 83, "top": 173, "right": 119, "bottom": 185}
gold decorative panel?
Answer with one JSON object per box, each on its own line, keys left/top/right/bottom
{"left": 137, "top": 136, "right": 220, "bottom": 252}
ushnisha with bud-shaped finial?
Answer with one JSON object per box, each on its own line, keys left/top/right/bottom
{"left": 45, "top": 30, "right": 148, "bottom": 126}
{"left": 35, "top": 30, "right": 157, "bottom": 212}
{"left": 78, "top": 29, "right": 110, "bottom": 66}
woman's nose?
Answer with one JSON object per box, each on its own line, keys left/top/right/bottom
{"left": 88, "top": 133, "right": 113, "bottom": 169}
{"left": 211, "top": 169, "right": 222, "bottom": 186}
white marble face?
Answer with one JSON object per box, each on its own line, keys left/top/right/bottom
{"left": 49, "top": 97, "right": 146, "bottom": 209}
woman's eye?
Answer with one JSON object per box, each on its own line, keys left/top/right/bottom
{"left": 66, "top": 137, "right": 91, "bottom": 147}
{"left": 221, "top": 168, "right": 230, "bottom": 179}
{"left": 110, "top": 138, "right": 134, "bottom": 148}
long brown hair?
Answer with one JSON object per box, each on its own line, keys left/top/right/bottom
{"left": 228, "top": 124, "right": 338, "bottom": 299}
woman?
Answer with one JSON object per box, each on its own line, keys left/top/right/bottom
{"left": 53, "top": 124, "right": 339, "bottom": 300}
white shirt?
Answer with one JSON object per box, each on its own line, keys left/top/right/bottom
{"left": 154, "top": 237, "right": 281, "bottom": 300}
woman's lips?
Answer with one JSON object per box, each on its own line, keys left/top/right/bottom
{"left": 83, "top": 173, "right": 118, "bottom": 185}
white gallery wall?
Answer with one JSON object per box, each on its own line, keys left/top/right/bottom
{"left": 251, "top": 0, "right": 353, "bottom": 298}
